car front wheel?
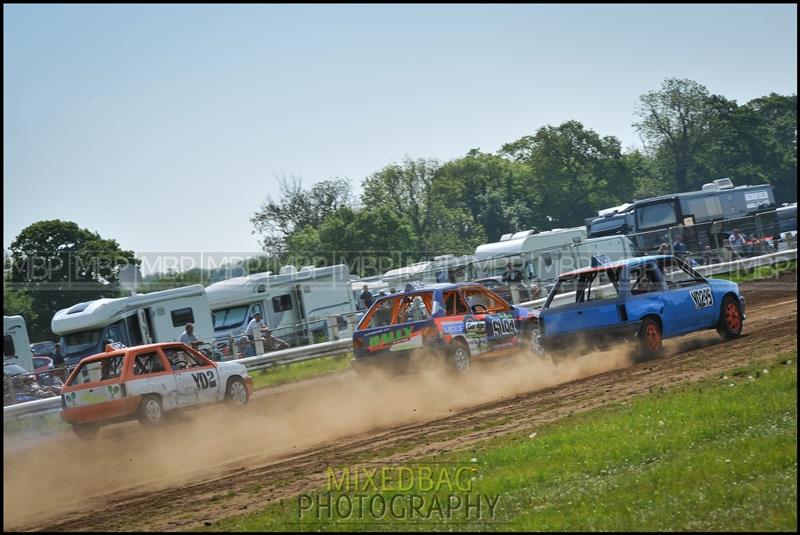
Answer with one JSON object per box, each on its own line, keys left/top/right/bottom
{"left": 226, "top": 377, "right": 249, "bottom": 407}
{"left": 636, "top": 318, "right": 663, "bottom": 361}
{"left": 717, "top": 295, "right": 743, "bottom": 340}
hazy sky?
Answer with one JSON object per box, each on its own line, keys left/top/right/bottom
{"left": 4, "top": 4, "right": 797, "bottom": 260}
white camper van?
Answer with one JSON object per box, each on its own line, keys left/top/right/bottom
{"left": 205, "top": 264, "right": 357, "bottom": 347}
{"left": 51, "top": 285, "right": 214, "bottom": 366}
{"left": 381, "top": 254, "right": 474, "bottom": 287}
{"left": 3, "top": 316, "right": 34, "bottom": 372}
{"left": 468, "top": 231, "right": 637, "bottom": 297}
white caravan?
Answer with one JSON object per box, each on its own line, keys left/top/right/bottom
{"left": 51, "top": 285, "right": 214, "bottom": 366}
{"left": 3, "top": 316, "right": 34, "bottom": 372}
{"left": 381, "top": 254, "right": 474, "bottom": 287}
{"left": 205, "top": 264, "right": 357, "bottom": 345}
{"left": 469, "top": 232, "right": 637, "bottom": 291}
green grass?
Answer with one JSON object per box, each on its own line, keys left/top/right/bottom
{"left": 721, "top": 259, "right": 796, "bottom": 284}
{"left": 203, "top": 352, "right": 797, "bottom": 532}
{"left": 250, "top": 353, "right": 353, "bottom": 390}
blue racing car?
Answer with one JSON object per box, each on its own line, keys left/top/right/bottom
{"left": 530, "top": 255, "right": 745, "bottom": 358}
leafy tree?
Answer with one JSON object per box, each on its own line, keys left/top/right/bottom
{"left": 251, "top": 176, "right": 353, "bottom": 254}
{"left": 7, "top": 220, "right": 137, "bottom": 340}
{"left": 501, "top": 121, "right": 634, "bottom": 227}
{"left": 633, "top": 78, "right": 716, "bottom": 192}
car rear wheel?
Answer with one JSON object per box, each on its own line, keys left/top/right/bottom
{"left": 450, "top": 341, "right": 471, "bottom": 374}
{"left": 717, "top": 295, "right": 743, "bottom": 340}
{"left": 226, "top": 377, "right": 249, "bottom": 407}
{"left": 138, "top": 395, "right": 164, "bottom": 425}
{"left": 636, "top": 318, "right": 663, "bottom": 361}
{"left": 72, "top": 422, "right": 99, "bottom": 440}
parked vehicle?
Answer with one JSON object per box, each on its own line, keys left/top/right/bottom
{"left": 51, "top": 285, "right": 216, "bottom": 367}
{"left": 587, "top": 178, "right": 778, "bottom": 253}
{"left": 206, "top": 264, "right": 357, "bottom": 350}
{"left": 530, "top": 255, "right": 745, "bottom": 359}
{"left": 60, "top": 342, "right": 253, "bottom": 439}
{"left": 352, "top": 282, "right": 536, "bottom": 375}
{"left": 4, "top": 316, "right": 34, "bottom": 373}
{"left": 30, "top": 341, "right": 56, "bottom": 359}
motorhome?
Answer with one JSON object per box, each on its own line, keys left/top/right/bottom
{"left": 468, "top": 233, "right": 637, "bottom": 297}
{"left": 205, "top": 263, "right": 357, "bottom": 346}
{"left": 587, "top": 179, "right": 778, "bottom": 252}
{"left": 51, "top": 285, "right": 214, "bottom": 366}
{"left": 3, "top": 316, "right": 34, "bottom": 372}
{"left": 381, "top": 254, "right": 474, "bottom": 287}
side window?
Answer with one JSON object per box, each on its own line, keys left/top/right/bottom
{"left": 461, "top": 287, "right": 511, "bottom": 313}
{"left": 3, "top": 335, "right": 15, "bottom": 358}
{"left": 164, "top": 347, "right": 208, "bottom": 370}
{"left": 659, "top": 258, "right": 703, "bottom": 288}
{"left": 133, "top": 351, "right": 166, "bottom": 375}
{"left": 629, "top": 264, "right": 662, "bottom": 294}
{"left": 443, "top": 291, "right": 469, "bottom": 316}
{"left": 69, "top": 355, "right": 125, "bottom": 385}
{"left": 586, "top": 271, "right": 620, "bottom": 302}
{"left": 171, "top": 308, "right": 195, "bottom": 328}
{"left": 105, "top": 324, "right": 123, "bottom": 344}
{"left": 272, "top": 295, "right": 292, "bottom": 313}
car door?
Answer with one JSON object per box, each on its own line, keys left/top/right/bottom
{"left": 656, "top": 257, "right": 717, "bottom": 335}
{"left": 128, "top": 349, "right": 179, "bottom": 410}
{"left": 460, "top": 286, "right": 519, "bottom": 353}
{"left": 164, "top": 346, "right": 221, "bottom": 407}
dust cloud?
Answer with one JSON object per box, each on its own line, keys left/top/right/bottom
{"left": 4, "top": 341, "right": 638, "bottom": 529}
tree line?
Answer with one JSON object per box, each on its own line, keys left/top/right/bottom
{"left": 252, "top": 78, "right": 796, "bottom": 266}
{"left": 4, "top": 78, "right": 796, "bottom": 341}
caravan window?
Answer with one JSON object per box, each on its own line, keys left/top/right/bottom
{"left": 171, "top": 308, "right": 195, "bottom": 328}
{"left": 3, "top": 335, "right": 14, "bottom": 358}
{"left": 272, "top": 295, "right": 293, "bottom": 313}
{"left": 637, "top": 202, "right": 678, "bottom": 230}
{"left": 683, "top": 196, "right": 722, "bottom": 221}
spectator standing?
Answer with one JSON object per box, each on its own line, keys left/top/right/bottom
{"left": 244, "top": 313, "right": 268, "bottom": 341}
{"left": 728, "top": 228, "right": 746, "bottom": 257}
{"left": 501, "top": 262, "right": 523, "bottom": 283}
{"left": 51, "top": 343, "right": 65, "bottom": 367}
{"left": 359, "top": 285, "right": 374, "bottom": 310}
{"left": 179, "top": 323, "right": 200, "bottom": 348}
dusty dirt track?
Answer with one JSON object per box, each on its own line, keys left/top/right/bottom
{"left": 4, "top": 272, "right": 797, "bottom": 532}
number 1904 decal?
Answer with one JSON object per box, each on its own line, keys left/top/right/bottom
{"left": 689, "top": 287, "right": 714, "bottom": 309}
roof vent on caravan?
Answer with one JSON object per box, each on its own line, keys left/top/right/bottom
{"left": 511, "top": 230, "right": 533, "bottom": 240}
{"left": 67, "top": 302, "right": 91, "bottom": 315}
{"left": 299, "top": 265, "right": 314, "bottom": 272}
{"left": 279, "top": 265, "right": 296, "bottom": 275}
{"left": 433, "top": 254, "right": 454, "bottom": 261}
{"left": 714, "top": 178, "right": 734, "bottom": 190}
{"left": 499, "top": 233, "right": 514, "bottom": 241}
{"left": 701, "top": 182, "right": 718, "bottom": 191}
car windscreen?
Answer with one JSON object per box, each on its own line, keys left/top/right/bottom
{"left": 212, "top": 306, "right": 249, "bottom": 331}
{"left": 63, "top": 330, "right": 103, "bottom": 356}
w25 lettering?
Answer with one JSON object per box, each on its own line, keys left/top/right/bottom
{"left": 191, "top": 371, "right": 217, "bottom": 390}
{"left": 689, "top": 287, "right": 714, "bottom": 309}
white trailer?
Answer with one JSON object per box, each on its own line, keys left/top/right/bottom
{"left": 3, "top": 316, "right": 34, "bottom": 372}
{"left": 205, "top": 264, "right": 357, "bottom": 346}
{"left": 51, "top": 285, "right": 214, "bottom": 366}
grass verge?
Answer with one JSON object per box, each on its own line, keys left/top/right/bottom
{"left": 722, "top": 259, "right": 796, "bottom": 284}
{"left": 203, "top": 352, "right": 797, "bottom": 532}
{"left": 250, "top": 353, "right": 353, "bottom": 390}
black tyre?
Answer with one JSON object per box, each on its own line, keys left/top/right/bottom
{"left": 528, "top": 324, "right": 551, "bottom": 363}
{"left": 225, "top": 377, "right": 249, "bottom": 407}
{"left": 716, "top": 295, "right": 743, "bottom": 340}
{"left": 636, "top": 317, "right": 663, "bottom": 361}
{"left": 138, "top": 395, "right": 164, "bottom": 425}
{"left": 450, "top": 341, "right": 471, "bottom": 374}
{"left": 72, "top": 422, "right": 99, "bottom": 440}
